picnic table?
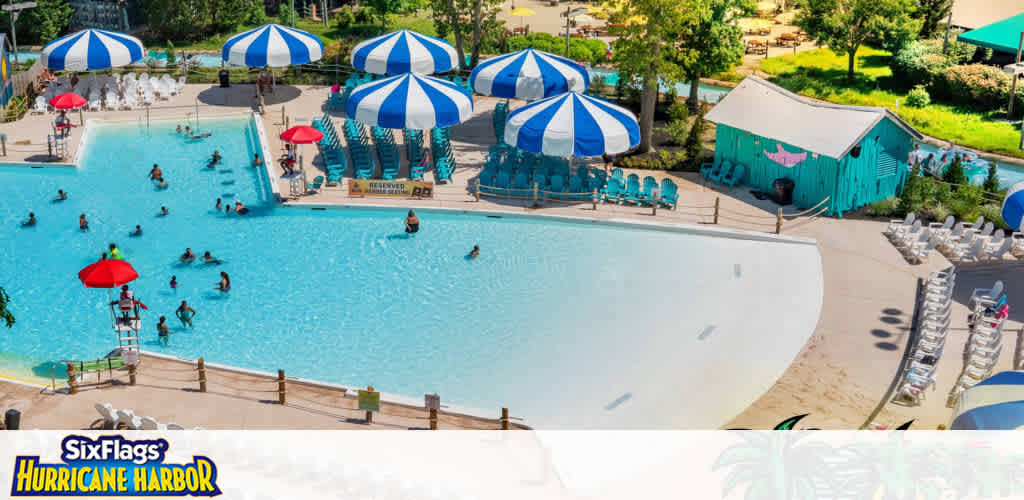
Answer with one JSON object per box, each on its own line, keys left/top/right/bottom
{"left": 745, "top": 40, "right": 768, "bottom": 55}
{"left": 774, "top": 32, "right": 799, "bottom": 47}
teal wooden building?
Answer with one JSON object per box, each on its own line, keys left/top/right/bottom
{"left": 704, "top": 76, "right": 922, "bottom": 216}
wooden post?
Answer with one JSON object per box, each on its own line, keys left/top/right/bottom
{"left": 429, "top": 408, "right": 438, "bottom": 430}
{"left": 197, "top": 358, "right": 207, "bottom": 393}
{"left": 652, "top": 193, "right": 658, "bottom": 216}
{"left": 0, "top": 133, "right": 6, "bottom": 156}
{"left": 285, "top": 115, "right": 290, "bottom": 130}
{"left": 776, "top": 208, "right": 783, "bottom": 234}
{"left": 500, "top": 407, "right": 510, "bottom": 430}
{"left": 128, "top": 363, "right": 136, "bottom": 386}
{"left": 532, "top": 182, "right": 539, "bottom": 202}
{"left": 281, "top": 106, "right": 286, "bottom": 126}
{"left": 474, "top": 181, "right": 480, "bottom": 201}
{"left": 278, "top": 369, "right": 286, "bottom": 405}
{"left": 713, "top": 197, "right": 720, "bottom": 224}
{"left": 365, "top": 410, "right": 373, "bottom": 424}
{"left": 592, "top": 189, "right": 598, "bottom": 210}
{"left": 66, "top": 362, "right": 77, "bottom": 395}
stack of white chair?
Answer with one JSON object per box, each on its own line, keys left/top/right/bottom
{"left": 176, "top": 76, "right": 187, "bottom": 93}
{"left": 88, "top": 89, "right": 102, "bottom": 111}
{"left": 893, "top": 268, "right": 957, "bottom": 406}
{"left": 947, "top": 280, "right": 1008, "bottom": 406}
{"left": 32, "top": 95, "right": 48, "bottom": 114}
{"left": 94, "top": 403, "right": 194, "bottom": 430}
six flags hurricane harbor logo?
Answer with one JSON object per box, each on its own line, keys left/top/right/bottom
{"left": 11, "top": 435, "right": 221, "bottom": 497}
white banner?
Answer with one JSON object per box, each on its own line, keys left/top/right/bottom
{"left": 2, "top": 431, "right": 1024, "bottom": 499}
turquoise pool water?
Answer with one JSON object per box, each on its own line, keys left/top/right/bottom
{"left": 587, "top": 68, "right": 732, "bottom": 103}
{"left": 914, "top": 142, "right": 1024, "bottom": 189}
{"left": 0, "top": 115, "right": 823, "bottom": 428}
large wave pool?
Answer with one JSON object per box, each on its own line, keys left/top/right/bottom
{"left": 0, "top": 115, "right": 823, "bottom": 428}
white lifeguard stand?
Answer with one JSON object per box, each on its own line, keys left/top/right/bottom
{"left": 109, "top": 298, "right": 142, "bottom": 357}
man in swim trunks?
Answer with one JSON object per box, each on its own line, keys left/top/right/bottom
{"left": 55, "top": 189, "right": 67, "bottom": 201}
{"left": 23, "top": 213, "right": 36, "bottom": 226}
{"left": 469, "top": 245, "right": 479, "bottom": 258}
{"left": 252, "top": 154, "right": 262, "bottom": 167}
{"left": 79, "top": 214, "right": 89, "bottom": 230}
{"left": 130, "top": 225, "right": 142, "bottom": 236}
{"left": 176, "top": 301, "right": 196, "bottom": 328}
{"left": 405, "top": 210, "right": 419, "bottom": 234}
{"left": 149, "top": 164, "right": 163, "bottom": 181}
{"left": 181, "top": 247, "right": 195, "bottom": 262}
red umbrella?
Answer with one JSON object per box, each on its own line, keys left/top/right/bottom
{"left": 49, "top": 92, "right": 87, "bottom": 110}
{"left": 78, "top": 260, "right": 139, "bottom": 288}
{"left": 280, "top": 125, "right": 324, "bottom": 144}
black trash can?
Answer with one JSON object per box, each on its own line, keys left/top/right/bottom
{"left": 772, "top": 178, "right": 795, "bottom": 206}
{"left": 5, "top": 409, "right": 21, "bottom": 430}
{"left": 218, "top": 69, "right": 230, "bottom": 88}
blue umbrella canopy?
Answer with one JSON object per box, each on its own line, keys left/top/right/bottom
{"left": 1002, "top": 181, "right": 1024, "bottom": 231}
{"left": 503, "top": 91, "right": 639, "bottom": 158}
{"left": 345, "top": 73, "right": 474, "bottom": 130}
{"left": 953, "top": 371, "right": 1024, "bottom": 430}
{"left": 222, "top": 24, "right": 324, "bottom": 67}
{"left": 351, "top": 29, "right": 458, "bottom": 75}
{"left": 470, "top": 48, "right": 590, "bottom": 101}
{"left": 41, "top": 29, "right": 145, "bottom": 71}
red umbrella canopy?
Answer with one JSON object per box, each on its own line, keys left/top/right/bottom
{"left": 49, "top": 92, "right": 88, "bottom": 110}
{"left": 280, "top": 125, "right": 324, "bottom": 144}
{"left": 78, "top": 260, "right": 139, "bottom": 288}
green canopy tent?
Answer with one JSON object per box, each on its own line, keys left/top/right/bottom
{"left": 958, "top": 12, "right": 1024, "bottom": 54}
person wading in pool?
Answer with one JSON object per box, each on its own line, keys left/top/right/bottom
{"left": 22, "top": 212, "right": 36, "bottom": 227}
{"left": 180, "top": 247, "right": 196, "bottom": 262}
{"left": 216, "top": 272, "right": 230, "bottom": 294}
{"left": 79, "top": 214, "right": 89, "bottom": 230}
{"left": 176, "top": 300, "right": 196, "bottom": 328}
{"left": 202, "top": 251, "right": 221, "bottom": 264}
{"left": 468, "top": 245, "right": 480, "bottom": 258}
{"left": 130, "top": 225, "right": 142, "bottom": 237}
{"left": 54, "top": 189, "right": 67, "bottom": 202}
{"left": 234, "top": 200, "right": 248, "bottom": 215}
{"left": 157, "top": 316, "right": 170, "bottom": 346}
{"left": 405, "top": 210, "right": 419, "bottom": 234}
{"left": 109, "top": 243, "right": 123, "bottom": 260}
{"left": 207, "top": 150, "right": 222, "bottom": 168}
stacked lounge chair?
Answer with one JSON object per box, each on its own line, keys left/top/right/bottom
{"left": 493, "top": 101, "right": 509, "bottom": 143}
{"left": 312, "top": 113, "right": 348, "bottom": 184}
{"left": 343, "top": 120, "right": 376, "bottom": 179}
{"left": 431, "top": 127, "right": 456, "bottom": 183}
{"left": 404, "top": 129, "right": 427, "bottom": 180}
{"left": 947, "top": 280, "right": 1008, "bottom": 406}
{"left": 371, "top": 126, "right": 401, "bottom": 180}
{"left": 94, "top": 403, "right": 196, "bottom": 430}
{"left": 892, "top": 268, "right": 956, "bottom": 406}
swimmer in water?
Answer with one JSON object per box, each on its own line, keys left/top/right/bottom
{"left": 170, "top": 275, "right": 177, "bottom": 289}
{"left": 187, "top": 132, "right": 212, "bottom": 141}
{"left": 202, "top": 251, "right": 221, "bottom": 264}
{"left": 79, "top": 214, "right": 89, "bottom": 230}
{"left": 180, "top": 247, "right": 195, "bottom": 262}
{"left": 176, "top": 300, "right": 196, "bottom": 328}
{"left": 130, "top": 225, "right": 142, "bottom": 237}
{"left": 234, "top": 200, "right": 248, "bottom": 215}
{"left": 109, "top": 243, "right": 122, "bottom": 259}
{"left": 55, "top": 189, "right": 67, "bottom": 201}
{"left": 157, "top": 316, "right": 170, "bottom": 346}
{"left": 468, "top": 245, "right": 479, "bottom": 258}
{"left": 176, "top": 124, "right": 183, "bottom": 134}
{"left": 159, "top": 206, "right": 169, "bottom": 216}
{"left": 215, "top": 198, "right": 222, "bottom": 210}
{"left": 252, "top": 153, "right": 262, "bottom": 167}
{"left": 208, "top": 150, "right": 222, "bottom": 168}
{"left": 22, "top": 212, "right": 36, "bottom": 226}
{"left": 216, "top": 272, "right": 230, "bottom": 293}
{"left": 404, "top": 210, "right": 419, "bottom": 234}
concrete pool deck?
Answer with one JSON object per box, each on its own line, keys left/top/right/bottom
{"left": 2, "top": 83, "right": 1022, "bottom": 429}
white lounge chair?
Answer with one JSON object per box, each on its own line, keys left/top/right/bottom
{"left": 970, "top": 280, "right": 1003, "bottom": 308}
{"left": 140, "top": 416, "right": 167, "bottom": 430}
{"left": 166, "top": 423, "right": 185, "bottom": 430}
{"left": 909, "top": 237, "right": 938, "bottom": 264}
{"left": 887, "top": 213, "right": 915, "bottom": 235}
{"left": 895, "top": 221, "right": 923, "bottom": 247}
{"left": 32, "top": 95, "right": 48, "bottom": 114}
{"left": 115, "top": 409, "right": 141, "bottom": 429}
{"left": 959, "top": 216, "right": 985, "bottom": 233}
{"left": 984, "top": 239, "right": 1013, "bottom": 261}
{"left": 956, "top": 239, "right": 986, "bottom": 262}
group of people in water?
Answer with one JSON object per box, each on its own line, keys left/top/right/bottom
{"left": 402, "top": 209, "right": 479, "bottom": 258}
{"left": 175, "top": 124, "right": 212, "bottom": 142}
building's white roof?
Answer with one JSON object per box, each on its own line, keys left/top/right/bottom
{"left": 952, "top": 0, "right": 1024, "bottom": 30}
{"left": 704, "top": 76, "right": 921, "bottom": 159}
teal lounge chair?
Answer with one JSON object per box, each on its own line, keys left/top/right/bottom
{"left": 567, "top": 176, "right": 585, "bottom": 200}
{"left": 621, "top": 174, "right": 642, "bottom": 205}
{"left": 512, "top": 172, "right": 530, "bottom": 194}
{"left": 639, "top": 176, "right": 658, "bottom": 205}
{"left": 709, "top": 161, "right": 734, "bottom": 184}
{"left": 722, "top": 164, "right": 745, "bottom": 187}
{"left": 307, "top": 175, "right": 324, "bottom": 194}
{"left": 700, "top": 159, "right": 717, "bottom": 180}
{"left": 659, "top": 178, "right": 678, "bottom": 209}
{"left": 548, "top": 175, "right": 566, "bottom": 198}
{"left": 602, "top": 177, "right": 624, "bottom": 203}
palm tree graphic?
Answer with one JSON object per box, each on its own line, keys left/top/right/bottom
{"left": 939, "top": 443, "right": 1024, "bottom": 499}
{"left": 839, "top": 432, "right": 946, "bottom": 500}
{"left": 713, "top": 430, "right": 834, "bottom": 499}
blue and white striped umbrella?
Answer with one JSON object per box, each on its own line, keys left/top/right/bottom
{"left": 1002, "top": 181, "right": 1024, "bottom": 231}
{"left": 41, "top": 29, "right": 145, "bottom": 71}
{"left": 503, "top": 91, "right": 639, "bottom": 157}
{"left": 470, "top": 49, "right": 589, "bottom": 100}
{"left": 222, "top": 24, "right": 323, "bottom": 67}
{"left": 345, "top": 73, "right": 473, "bottom": 130}
{"left": 351, "top": 30, "right": 458, "bottom": 75}
{"left": 952, "top": 371, "right": 1024, "bottom": 430}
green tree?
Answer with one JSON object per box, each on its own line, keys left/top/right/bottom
{"left": 430, "top": 0, "right": 470, "bottom": 68}
{"left": 983, "top": 165, "right": 1000, "bottom": 194}
{"left": 364, "top": 0, "right": 405, "bottom": 27}
{"left": 914, "top": 0, "right": 951, "bottom": 39}
{"left": 142, "top": 0, "right": 206, "bottom": 40}
{"left": 942, "top": 155, "right": 967, "bottom": 185}
{"left": 0, "top": 287, "right": 13, "bottom": 328}
{"left": 207, "top": 0, "right": 253, "bottom": 33}
{"left": 797, "top": 0, "right": 920, "bottom": 81}
{"left": 608, "top": 0, "right": 696, "bottom": 152}
{"left": 673, "top": 0, "right": 753, "bottom": 110}
{"left": 684, "top": 108, "right": 706, "bottom": 168}
{"left": 0, "top": 0, "right": 73, "bottom": 45}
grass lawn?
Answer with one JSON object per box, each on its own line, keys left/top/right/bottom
{"left": 146, "top": 14, "right": 438, "bottom": 52}
{"left": 759, "top": 47, "right": 1024, "bottom": 159}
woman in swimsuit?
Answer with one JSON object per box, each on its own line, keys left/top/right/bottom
{"left": 405, "top": 210, "right": 419, "bottom": 234}
{"left": 216, "top": 272, "right": 230, "bottom": 293}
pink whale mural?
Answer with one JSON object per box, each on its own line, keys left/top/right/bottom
{"left": 764, "top": 144, "right": 807, "bottom": 167}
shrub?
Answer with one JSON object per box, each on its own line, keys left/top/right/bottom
{"left": 335, "top": 6, "right": 355, "bottom": 28}
{"left": 979, "top": 203, "right": 1009, "bottom": 230}
{"left": 983, "top": 165, "right": 1000, "bottom": 193}
{"left": 891, "top": 40, "right": 951, "bottom": 88}
{"left": 905, "top": 85, "right": 930, "bottom": 107}
{"left": 245, "top": 1, "right": 268, "bottom": 26}
{"left": 660, "top": 119, "right": 690, "bottom": 146}
{"left": 942, "top": 156, "right": 967, "bottom": 184}
{"left": 868, "top": 197, "right": 901, "bottom": 217}
{"left": 935, "top": 64, "right": 1018, "bottom": 110}
{"left": 353, "top": 7, "right": 374, "bottom": 24}
{"left": 504, "top": 35, "right": 607, "bottom": 65}
{"left": 684, "top": 111, "right": 706, "bottom": 169}
{"left": 928, "top": 202, "right": 950, "bottom": 223}
{"left": 667, "top": 99, "right": 689, "bottom": 123}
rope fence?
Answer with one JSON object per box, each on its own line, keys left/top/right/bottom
{"left": 61, "top": 356, "right": 524, "bottom": 430}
